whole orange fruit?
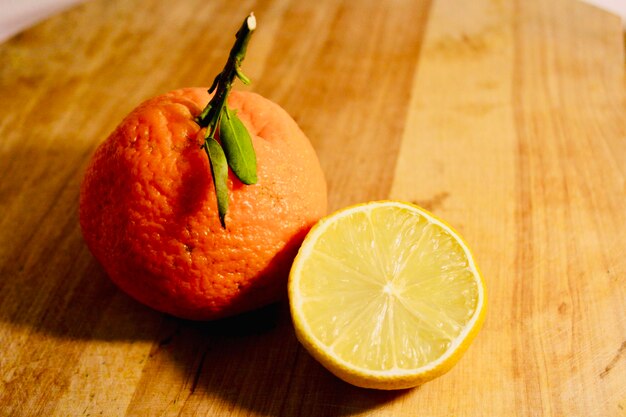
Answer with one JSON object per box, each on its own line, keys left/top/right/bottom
{"left": 79, "top": 88, "right": 327, "bottom": 320}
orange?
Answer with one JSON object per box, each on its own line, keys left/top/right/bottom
{"left": 79, "top": 88, "right": 327, "bottom": 320}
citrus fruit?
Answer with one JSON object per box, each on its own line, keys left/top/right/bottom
{"left": 288, "top": 201, "right": 486, "bottom": 389}
{"left": 79, "top": 88, "right": 327, "bottom": 320}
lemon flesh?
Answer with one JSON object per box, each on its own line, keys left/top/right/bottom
{"left": 289, "top": 201, "right": 486, "bottom": 389}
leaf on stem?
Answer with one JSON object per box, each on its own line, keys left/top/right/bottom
{"left": 204, "top": 138, "right": 229, "bottom": 227}
{"left": 235, "top": 67, "right": 251, "bottom": 85}
{"left": 219, "top": 106, "right": 258, "bottom": 185}
{"left": 196, "top": 13, "right": 257, "bottom": 227}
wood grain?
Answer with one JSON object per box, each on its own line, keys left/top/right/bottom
{"left": 0, "top": 0, "right": 624, "bottom": 415}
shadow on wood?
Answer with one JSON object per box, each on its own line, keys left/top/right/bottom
{"left": 127, "top": 301, "right": 411, "bottom": 416}
{"left": 0, "top": 142, "right": 162, "bottom": 342}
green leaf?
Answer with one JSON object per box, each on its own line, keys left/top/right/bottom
{"left": 204, "top": 138, "right": 229, "bottom": 227}
{"left": 219, "top": 106, "right": 258, "bottom": 185}
{"left": 235, "top": 66, "right": 251, "bottom": 85}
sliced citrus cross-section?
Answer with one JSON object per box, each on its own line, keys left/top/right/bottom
{"left": 288, "top": 201, "right": 486, "bottom": 389}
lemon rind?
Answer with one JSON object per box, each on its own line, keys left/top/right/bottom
{"left": 288, "top": 200, "right": 487, "bottom": 389}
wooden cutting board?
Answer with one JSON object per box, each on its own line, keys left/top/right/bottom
{"left": 1, "top": 0, "right": 624, "bottom": 415}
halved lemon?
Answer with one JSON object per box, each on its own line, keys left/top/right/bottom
{"left": 288, "top": 201, "right": 486, "bottom": 390}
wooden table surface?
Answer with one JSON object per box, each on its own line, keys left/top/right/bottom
{"left": 1, "top": 0, "right": 625, "bottom": 415}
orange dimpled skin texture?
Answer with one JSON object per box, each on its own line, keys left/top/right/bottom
{"left": 79, "top": 88, "right": 327, "bottom": 320}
